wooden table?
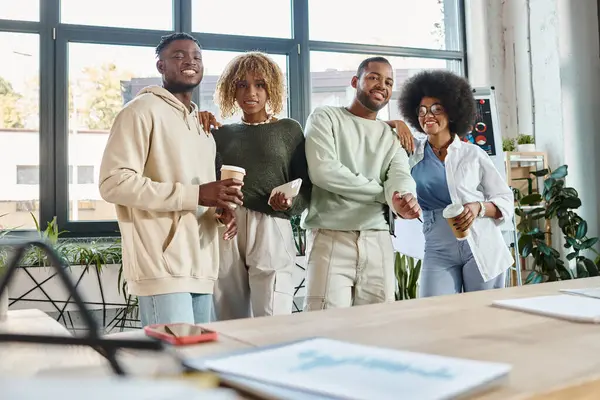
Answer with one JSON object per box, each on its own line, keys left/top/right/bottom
{"left": 5, "top": 278, "right": 600, "bottom": 399}
{"left": 201, "top": 277, "right": 600, "bottom": 399}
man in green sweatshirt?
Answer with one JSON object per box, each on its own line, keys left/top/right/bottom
{"left": 302, "top": 56, "right": 422, "bottom": 311}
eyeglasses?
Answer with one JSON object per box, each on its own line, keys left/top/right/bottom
{"left": 417, "top": 103, "right": 445, "bottom": 117}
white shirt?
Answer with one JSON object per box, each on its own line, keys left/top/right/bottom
{"left": 410, "top": 135, "right": 514, "bottom": 282}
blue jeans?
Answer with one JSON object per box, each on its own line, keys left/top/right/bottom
{"left": 419, "top": 209, "right": 505, "bottom": 297}
{"left": 138, "top": 293, "right": 213, "bottom": 327}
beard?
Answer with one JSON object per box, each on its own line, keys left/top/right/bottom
{"left": 163, "top": 80, "right": 200, "bottom": 94}
{"left": 356, "top": 89, "right": 388, "bottom": 112}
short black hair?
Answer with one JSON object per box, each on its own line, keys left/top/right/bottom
{"left": 398, "top": 70, "right": 475, "bottom": 137}
{"left": 356, "top": 56, "right": 391, "bottom": 78}
{"left": 155, "top": 32, "right": 200, "bottom": 57}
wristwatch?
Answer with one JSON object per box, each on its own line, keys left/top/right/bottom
{"left": 478, "top": 201, "right": 486, "bottom": 218}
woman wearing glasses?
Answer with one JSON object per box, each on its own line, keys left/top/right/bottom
{"left": 391, "top": 70, "right": 513, "bottom": 297}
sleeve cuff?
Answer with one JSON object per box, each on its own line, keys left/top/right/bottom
{"left": 182, "top": 184, "right": 200, "bottom": 211}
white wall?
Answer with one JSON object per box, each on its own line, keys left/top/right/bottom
{"left": 465, "top": 0, "right": 600, "bottom": 245}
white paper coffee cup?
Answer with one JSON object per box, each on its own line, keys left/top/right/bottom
{"left": 443, "top": 203, "right": 469, "bottom": 241}
{"left": 220, "top": 165, "right": 246, "bottom": 209}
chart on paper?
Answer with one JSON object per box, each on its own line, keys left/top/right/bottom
{"left": 204, "top": 337, "right": 512, "bottom": 400}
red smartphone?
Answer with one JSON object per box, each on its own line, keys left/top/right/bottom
{"left": 143, "top": 323, "right": 218, "bottom": 346}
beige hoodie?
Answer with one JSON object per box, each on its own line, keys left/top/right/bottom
{"left": 99, "top": 85, "right": 219, "bottom": 296}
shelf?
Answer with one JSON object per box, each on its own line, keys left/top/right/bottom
{"left": 509, "top": 157, "right": 545, "bottom": 163}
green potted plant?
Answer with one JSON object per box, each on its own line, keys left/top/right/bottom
{"left": 516, "top": 165, "right": 599, "bottom": 282}
{"left": 502, "top": 137, "right": 516, "bottom": 152}
{"left": 516, "top": 134, "right": 535, "bottom": 152}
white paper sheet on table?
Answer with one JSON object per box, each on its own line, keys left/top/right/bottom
{"left": 492, "top": 294, "right": 600, "bottom": 323}
{"left": 559, "top": 287, "right": 600, "bottom": 299}
{"left": 203, "top": 337, "right": 511, "bottom": 400}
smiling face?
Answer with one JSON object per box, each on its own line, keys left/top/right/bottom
{"left": 418, "top": 97, "right": 450, "bottom": 137}
{"left": 157, "top": 39, "right": 204, "bottom": 93}
{"left": 352, "top": 61, "right": 394, "bottom": 112}
{"left": 235, "top": 72, "right": 268, "bottom": 119}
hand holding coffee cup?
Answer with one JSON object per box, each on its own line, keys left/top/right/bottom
{"left": 198, "top": 177, "right": 244, "bottom": 210}
{"left": 220, "top": 165, "right": 246, "bottom": 209}
{"left": 443, "top": 203, "right": 481, "bottom": 240}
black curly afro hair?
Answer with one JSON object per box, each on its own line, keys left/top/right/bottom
{"left": 398, "top": 70, "right": 475, "bottom": 137}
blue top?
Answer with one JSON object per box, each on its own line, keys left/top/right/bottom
{"left": 411, "top": 142, "right": 452, "bottom": 211}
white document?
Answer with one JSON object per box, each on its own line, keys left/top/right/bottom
{"left": 492, "top": 294, "right": 600, "bottom": 323}
{"left": 392, "top": 217, "right": 425, "bottom": 260}
{"left": 559, "top": 287, "right": 600, "bottom": 299}
{"left": 204, "top": 337, "right": 511, "bottom": 400}
{"left": 268, "top": 178, "right": 302, "bottom": 203}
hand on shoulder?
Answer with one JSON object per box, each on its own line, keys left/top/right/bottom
{"left": 197, "top": 111, "right": 222, "bottom": 134}
{"left": 385, "top": 120, "right": 415, "bottom": 154}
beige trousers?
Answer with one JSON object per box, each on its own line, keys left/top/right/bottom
{"left": 213, "top": 207, "right": 296, "bottom": 320}
{"left": 304, "top": 229, "right": 396, "bottom": 311}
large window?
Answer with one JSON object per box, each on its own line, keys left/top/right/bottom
{"left": 60, "top": 0, "right": 173, "bottom": 30}
{"left": 191, "top": 0, "right": 292, "bottom": 39}
{"left": 0, "top": 0, "right": 465, "bottom": 236}
{"left": 67, "top": 43, "right": 160, "bottom": 222}
{"left": 308, "top": 0, "right": 460, "bottom": 50}
{"left": 0, "top": 32, "right": 40, "bottom": 230}
{"left": 0, "top": 0, "right": 39, "bottom": 22}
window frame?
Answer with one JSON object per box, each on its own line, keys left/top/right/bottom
{"left": 0, "top": 0, "right": 467, "bottom": 238}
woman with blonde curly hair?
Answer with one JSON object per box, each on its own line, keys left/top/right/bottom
{"left": 210, "top": 51, "right": 311, "bottom": 320}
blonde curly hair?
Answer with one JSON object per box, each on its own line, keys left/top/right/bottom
{"left": 214, "top": 51, "right": 286, "bottom": 119}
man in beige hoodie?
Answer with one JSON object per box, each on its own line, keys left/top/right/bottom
{"left": 99, "top": 33, "right": 243, "bottom": 326}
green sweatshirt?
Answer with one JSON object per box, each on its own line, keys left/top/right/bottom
{"left": 213, "top": 118, "right": 311, "bottom": 220}
{"left": 301, "top": 106, "right": 416, "bottom": 231}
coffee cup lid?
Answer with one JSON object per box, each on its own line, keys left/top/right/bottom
{"left": 221, "top": 165, "right": 246, "bottom": 175}
{"left": 443, "top": 203, "right": 464, "bottom": 218}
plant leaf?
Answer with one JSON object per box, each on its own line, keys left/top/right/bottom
{"left": 530, "top": 169, "right": 549, "bottom": 177}
{"left": 560, "top": 197, "right": 582, "bottom": 210}
{"left": 581, "top": 237, "right": 599, "bottom": 249}
{"left": 557, "top": 266, "right": 574, "bottom": 280}
{"left": 520, "top": 242, "right": 533, "bottom": 257}
{"left": 537, "top": 241, "right": 551, "bottom": 256}
{"left": 581, "top": 258, "right": 600, "bottom": 277}
{"left": 566, "top": 252, "right": 578, "bottom": 261}
{"left": 545, "top": 202, "right": 561, "bottom": 219}
{"left": 550, "top": 165, "right": 568, "bottom": 179}
{"left": 576, "top": 260, "right": 590, "bottom": 278}
{"left": 561, "top": 187, "right": 578, "bottom": 198}
{"left": 524, "top": 271, "right": 544, "bottom": 284}
{"left": 544, "top": 178, "right": 556, "bottom": 192}
{"left": 544, "top": 254, "right": 556, "bottom": 270}
{"left": 520, "top": 193, "right": 543, "bottom": 206}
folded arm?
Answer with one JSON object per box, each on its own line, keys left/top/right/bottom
{"left": 305, "top": 110, "right": 384, "bottom": 203}
{"left": 98, "top": 107, "right": 199, "bottom": 213}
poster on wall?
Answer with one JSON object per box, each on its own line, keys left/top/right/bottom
{"left": 462, "top": 98, "right": 496, "bottom": 156}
